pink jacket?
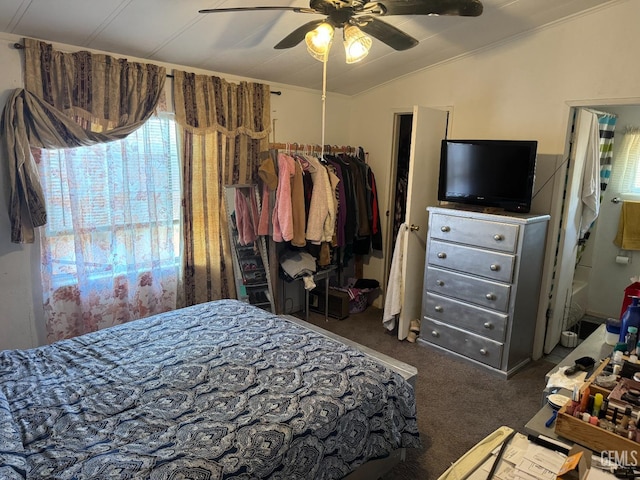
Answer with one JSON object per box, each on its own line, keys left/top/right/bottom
{"left": 272, "top": 153, "right": 296, "bottom": 242}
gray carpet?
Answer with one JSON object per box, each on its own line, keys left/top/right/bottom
{"left": 300, "top": 306, "right": 555, "bottom": 480}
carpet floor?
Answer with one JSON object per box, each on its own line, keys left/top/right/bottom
{"left": 298, "top": 306, "right": 555, "bottom": 480}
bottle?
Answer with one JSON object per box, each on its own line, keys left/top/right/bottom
{"left": 627, "top": 326, "right": 639, "bottom": 354}
{"left": 611, "top": 349, "right": 624, "bottom": 375}
{"left": 592, "top": 393, "right": 604, "bottom": 418}
{"left": 617, "top": 406, "right": 633, "bottom": 436}
{"left": 620, "top": 296, "right": 640, "bottom": 343}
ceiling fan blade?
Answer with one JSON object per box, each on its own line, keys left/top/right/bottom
{"left": 358, "top": 17, "right": 418, "bottom": 51}
{"left": 274, "top": 19, "right": 327, "bottom": 49}
{"left": 199, "top": 6, "right": 318, "bottom": 14}
{"left": 371, "top": 0, "right": 483, "bottom": 17}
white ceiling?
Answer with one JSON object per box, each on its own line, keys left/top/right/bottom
{"left": 0, "top": 0, "right": 617, "bottom": 96}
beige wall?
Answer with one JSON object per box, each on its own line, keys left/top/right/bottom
{"left": 346, "top": 0, "right": 639, "bottom": 356}
{"left": 348, "top": 0, "right": 640, "bottom": 293}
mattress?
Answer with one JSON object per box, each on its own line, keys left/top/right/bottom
{"left": 0, "top": 299, "right": 420, "bottom": 479}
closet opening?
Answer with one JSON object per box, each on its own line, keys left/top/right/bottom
{"left": 384, "top": 113, "right": 413, "bottom": 284}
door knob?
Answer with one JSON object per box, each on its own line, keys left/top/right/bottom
{"left": 410, "top": 224, "right": 420, "bottom": 231}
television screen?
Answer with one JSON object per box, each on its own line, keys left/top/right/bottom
{"left": 438, "top": 139, "right": 538, "bottom": 213}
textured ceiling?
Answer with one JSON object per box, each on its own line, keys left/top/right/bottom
{"left": 0, "top": 0, "right": 617, "bottom": 95}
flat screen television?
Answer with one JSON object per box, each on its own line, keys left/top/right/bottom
{"left": 438, "top": 139, "right": 538, "bottom": 213}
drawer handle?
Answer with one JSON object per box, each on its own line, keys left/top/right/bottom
{"left": 490, "top": 264, "right": 500, "bottom": 271}
{"left": 480, "top": 348, "right": 488, "bottom": 356}
{"left": 431, "top": 330, "right": 439, "bottom": 338}
{"left": 441, "top": 226, "right": 450, "bottom": 232}
{"left": 436, "top": 280, "right": 444, "bottom": 286}
{"left": 434, "top": 305, "right": 443, "bottom": 313}
{"left": 485, "top": 293, "right": 496, "bottom": 300}
{"left": 437, "top": 252, "right": 447, "bottom": 259}
{"left": 493, "top": 234, "right": 503, "bottom": 241}
{"left": 483, "top": 322, "right": 492, "bottom": 329}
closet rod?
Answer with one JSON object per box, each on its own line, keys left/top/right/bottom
{"left": 269, "top": 143, "right": 357, "bottom": 154}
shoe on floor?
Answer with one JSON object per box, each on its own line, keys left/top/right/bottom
{"left": 409, "top": 319, "right": 420, "bottom": 333}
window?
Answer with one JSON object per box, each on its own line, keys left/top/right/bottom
{"left": 613, "top": 129, "right": 640, "bottom": 199}
{"left": 38, "top": 114, "right": 181, "bottom": 289}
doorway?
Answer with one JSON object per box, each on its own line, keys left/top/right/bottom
{"left": 385, "top": 113, "right": 413, "bottom": 283}
{"left": 382, "top": 106, "right": 449, "bottom": 340}
{"left": 542, "top": 102, "right": 640, "bottom": 355}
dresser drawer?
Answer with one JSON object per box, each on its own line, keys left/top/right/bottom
{"left": 424, "top": 292, "right": 508, "bottom": 342}
{"left": 425, "top": 266, "right": 511, "bottom": 312}
{"left": 427, "top": 240, "right": 515, "bottom": 283}
{"left": 429, "top": 213, "right": 519, "bottom": 253}
{"left": 421, "top": 318, "right": 503, "bottom": 369}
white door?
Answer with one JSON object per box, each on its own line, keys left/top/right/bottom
{"left": 544, "top": 109, "right": 599, "bottom": 352}
{"left": 397, "top": 106, "right": 449, "bottom": 340}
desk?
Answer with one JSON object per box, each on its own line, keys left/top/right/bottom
{"left": 525, "top": 387, "right": 573, "bottom": 445}
{"left": 438, "top": 426, "right": 575, "bottom": 480}
{"left": 545, "top": 325, "right": 613, "bottom": 383}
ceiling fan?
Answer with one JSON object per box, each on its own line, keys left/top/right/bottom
{"left": 199, "top": 0, "right": 483, "bottom": 53}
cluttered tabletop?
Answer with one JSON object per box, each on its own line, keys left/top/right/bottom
{"left": 522, "top": 317, "right": 640, "bottom": 480}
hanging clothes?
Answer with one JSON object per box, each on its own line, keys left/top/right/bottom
{"left": 305, "top": 155, "right": 335, "bottom": 244}
{"left": 327, "top": 157, "right": 347, "bottom": 247}
{"left": 272, "top": 153, "right": 296, "bottom": 242}
{"left": 290, "top": 159, "right": 307, "bottom": 247}
{"left": 234, "top": 188, "right": 258, "bottom": 246}
{"left": 257, "top": 153, "right": 278, "bottom": 236}
{"left": 383, "top": 223, "right": 408, "bottom": 331}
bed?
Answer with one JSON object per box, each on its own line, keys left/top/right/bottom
{"left": 0, "top": 299, "right": 420, "bottom": 479}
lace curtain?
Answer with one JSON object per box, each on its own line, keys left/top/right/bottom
{"left": 173, "top": 70, "right": 271, "bottom": 305}
{"left": 1, "top": 38, "right": 165, "bottom": 244}
{"left": 0, "top": 38, "right": 172, "bottom": 341}
{"left": 610, "top": 127, "right": 640, "bottom": 196}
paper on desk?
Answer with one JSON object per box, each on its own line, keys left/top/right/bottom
{"left": 522, "top": 443, "right": 567, "bottom": 473}
{"left": 469, "top": 456, "right": 515, "bottom": 480}
{"left": 468, "top": 435, "right": 567, "bottom": 480}
{"left": 546, "top": 366, "right": 588, "bottom": 390}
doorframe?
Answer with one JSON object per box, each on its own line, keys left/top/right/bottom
{"left": 382, "top": 105, "right": 454, "bottom": 298}
{"left": 536, "top": 97, "right": 640, "bottom": 358}
{"left": 383, "top": 109, "right": 413, "bottom": 291}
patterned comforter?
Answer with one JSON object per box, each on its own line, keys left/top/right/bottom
{"left": 0, "top": 300, "right": 420, "bottom": 479}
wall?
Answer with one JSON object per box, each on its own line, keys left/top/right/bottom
{"left": 347, "top": 0, "right": 640, "bottom": 356}
{"left": 0, "top": 32, "right": 352, "bottom": 350}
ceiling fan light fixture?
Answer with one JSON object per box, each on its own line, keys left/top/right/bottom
{"left": 305, "top": 22, "right": 334, "bottom": 61}
{"left": 343, "top": 25, "right": 372, "bottom": 64}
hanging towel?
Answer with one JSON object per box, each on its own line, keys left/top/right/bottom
{"left": 383, "top": 223, "right": 408, "bottom": 331}
{"left": 614, "top": 201, "right": 640, "bottom": 250}
{"left": 580, "top": 111, "right": 601, "bottom": 238}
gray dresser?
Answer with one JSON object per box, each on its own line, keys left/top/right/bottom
{"left": 418, "top": 206, "right": 550, "bottom": 377}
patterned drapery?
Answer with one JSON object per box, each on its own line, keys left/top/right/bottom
{"left": 0, "top": 38, "right": 173, "bottom": 341}
{"left": 1, "top": 38, "right": 165, "bottom": 243}
{"left": 173, "top": 70, "right": 270, "bottom": 305}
